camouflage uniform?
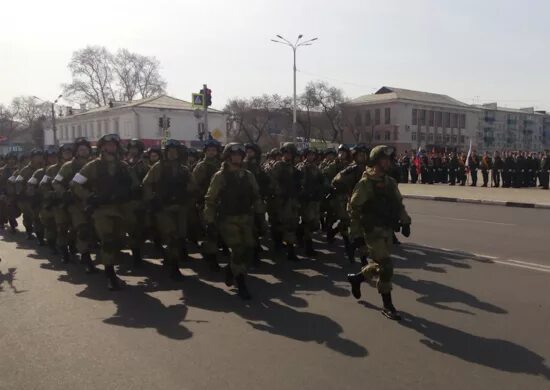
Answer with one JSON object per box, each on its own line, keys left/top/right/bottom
{"left": 15, "top": 150, "right": 45, "bottom": 239}
{"left": 39, "top": 158, "right": 65, "bottom": 251}
{"left": 347, "top": 145, "right": 412, "bottom": 320}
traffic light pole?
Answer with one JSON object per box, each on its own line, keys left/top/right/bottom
{"left": 162, "top": 113, "right": 168, "bottom": 146}
{"left": 203, "top": 83, "right": 208, "bottom": 136}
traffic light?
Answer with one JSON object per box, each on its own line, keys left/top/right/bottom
{"left": 158, "top": 117, "right": 163, "bottom": 128}
{"left": 167, "top": 118, "right": 171, "bottom": 128}
{"left": 205, "top": 88, "right": 212, "bottom": 107}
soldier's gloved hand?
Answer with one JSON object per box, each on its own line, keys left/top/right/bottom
{"left": 401, "top": 224, "right": 411, "bottom": 237}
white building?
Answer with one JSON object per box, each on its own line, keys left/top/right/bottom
{"left": 342, "top": 86, "right": 480, "bottom": 153}
{"left": 474, "top": 103, "right": 545, "bottom": 153}
{"left": 51, "top": 95, "right": 227, "bottom": 148}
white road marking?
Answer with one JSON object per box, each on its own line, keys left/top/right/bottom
{"left": 410, "top": 213, "right": 516, "bottom": 226}
{"left": 402, "top": 243, "right": 550, "bottom": 274}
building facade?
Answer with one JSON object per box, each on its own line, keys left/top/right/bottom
{"left": 342, "top": 86, "right": 480, "bottom": 154}
{"left": 475, "top": 103, "right": 545, "bottom": 153}
{"left": 51, "top": 95, "right": 227, "bottom": 147}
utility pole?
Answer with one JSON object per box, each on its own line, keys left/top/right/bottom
{"left": 292, "top": 47, "right": 297, "bottom": 138}
{"left": 51, "top": 103, "right": 57, "bottom": 146}
{"left": 162, "top": 113, "right": 168, "bottom": 146}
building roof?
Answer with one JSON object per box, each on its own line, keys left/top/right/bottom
{"left": 472, "top": 103, "right": 546, "bottom": 115}
{"left": 64, "top": 95, "right": 221, "bottom": 119}
{"left": 348, "top": 86, "right": 471, "bottom": 108}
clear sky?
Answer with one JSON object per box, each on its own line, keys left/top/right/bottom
{"left": 1, "top": 0, "right": 549, "bottom": 111}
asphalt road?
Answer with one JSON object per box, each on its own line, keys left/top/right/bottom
{"left": 0, "top": 200, "right": 549, "bottom": 390}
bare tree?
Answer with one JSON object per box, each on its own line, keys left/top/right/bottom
{"left": 62, "top": 46, "right": 116, "bottom": 107}
{"left": 0, "top": 104, "right": 18, "bottom": 138}
{"left": 10, "top": 96, "right": 49, "bottom": 128}
{"left": 305, "top": 81, "right": 347, "bottom": 142}
{"left": 134, "top": 54, "right": 166, "bottom": 98}
{"left": 112, "top": 49, "right": 139, "bottom": 101}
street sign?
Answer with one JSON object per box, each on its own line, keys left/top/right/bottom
{"left": 192, "top": 93, "right": 204, "bottom": 108}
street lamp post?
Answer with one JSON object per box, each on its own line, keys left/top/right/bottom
{"left": 33, "top": 94, "right": 62, "bottom": 146}
{"left": 271, "top": 34, "right": 318, "bottom": 140}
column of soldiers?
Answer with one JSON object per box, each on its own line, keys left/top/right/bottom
{"left": 0, "top": 138, "right": 413, "bottom": 320}
{"left": 396, "top": 150, "right": 549, "bottom": 189}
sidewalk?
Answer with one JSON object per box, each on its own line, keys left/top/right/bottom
{"left": 399, "top": 183, "right": 550, "bottom": 209}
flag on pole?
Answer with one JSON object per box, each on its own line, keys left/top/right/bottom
{"left": 465, "top": 139, "right": 472, "bottom": 167}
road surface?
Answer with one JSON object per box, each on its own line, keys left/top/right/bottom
{"left": 0, "top": 199, "right": 549, "bottom": 390}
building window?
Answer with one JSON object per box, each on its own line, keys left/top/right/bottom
{"left": 459, "top": 114, "right": 466, "bottom": 129}
{"left": 420, "top": 133, "right": 426, "bottom": 141}
{"left": 420, "top": 110, "right": 427, "bottom": 125}
{"left": 365, "top": 111, "right": 371, "bottom": 126}
{"left": 374, "top": 132, "right": 381, "bottom": 141}
{"left": 428, "top": 133, "right": 434, "bottom": 142}
{"left": 451, "top": 113, "right": 458, "bottom": 128}
{"left": 443, "top": 112, "right": 451, "bottom": 128}
{"left": 452, "top": 135, "right": 457, "bottom": 144}
{"left": 384, "top": 108, "right": 391, "bottom": 125}
{"left": 354, "top": 111, "right": 362, "bottom": 126}
{"left": 412, "top": 132, "right": 417, "bottom": 141}
{"left": 412, "top": 109, "right": 418, "bottom": 125}
{"left": 393, "top": 129, "right": 398, "bottom": 140}
{"left": 375, "top": 109, "right": 380, "bottom": 125}
{"left": 384, "top": 131, "right": 391, "bottom": 141}
{"left": 428, "top": 111, "right": 435, "bottom": 127}
{"left": 435, "top": 111, "right": 442, "bottom": 127}
{"left": 445, "top": 135, "right": 450, "bottom": 143}
{"left": 460, "top": 135, "right": 465, "bottom": 144}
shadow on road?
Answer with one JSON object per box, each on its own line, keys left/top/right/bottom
{"left": 393, "top": 273, "right": 507, "bottom": 315}
{"left": 400, "top": 312, "right": 550, "bottom": 379}
{"left": 0, "top": 267, "right": 27, "bottom": 294}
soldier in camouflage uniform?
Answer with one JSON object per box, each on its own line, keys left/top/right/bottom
{"left": 331, "top": 144, "right": 369, "bottom": 263}
{"left": 0, "top": 152, "right": 20, "bottom": 232}
{"left": 269, "top": 142, "right": 301, "bottom": 261}
{"left": 323, "top": 144, "right": 351, "bottom": 243}
{"left": 347, "top": 145, "right": 412, "bottom": 320}
{"left": 193, "top": 139, "right": 222, "bottom": 270}
{"left": 15, "top": 149, "right": 45, "bottom": 240}
{"left": 26, "top": 148, "right": 59, "bottom": 248}
{"left": 143, "top": 139, "right": 196, "bottom": 281}
{"left": 38, "top": 144, "right": 74, "bottom": 253}
{"left": 297, "top": 147, "right": 325, "bottom": 256}
{"left": 52, "top": 138, "right": 94, "bottom": 268}
{"left": 123, "top": 138, "right": 150, "bottom": 267}
{"left": 204, "top": 143, "right": 265, "bottom": 299}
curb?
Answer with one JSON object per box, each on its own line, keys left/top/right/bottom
{"left": 403, "top": 194, "right": 550, "bottom": 210}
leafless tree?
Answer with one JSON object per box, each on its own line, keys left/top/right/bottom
{"left": 305, "top": 81, "right": 347, "bottom": 142}
{"left": 10, "top": 96, "right": 49, "bottom": 128}
{"left": 63, "top": 46, "right": 115, "bottom": 107}
{"left": 0, "top": 104, "right": 18, "bottom": 138}
{"left": 134, "top": 54, "right": 166, "bottom": 98}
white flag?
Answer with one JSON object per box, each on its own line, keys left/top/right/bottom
{"left": 465, "top": 139, "right": 472, "bottom": 167}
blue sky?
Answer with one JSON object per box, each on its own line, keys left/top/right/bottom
{"left": 1, "top": 0, "right": 548, "bottom": 110}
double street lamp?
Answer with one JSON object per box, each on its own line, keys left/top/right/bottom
{"left": 271, "top": 34, "right": 318, "bottom": 140}
{"left": 33, "top": 94, "right": 63, "bottom": 146}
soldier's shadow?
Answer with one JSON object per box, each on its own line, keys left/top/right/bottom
{"left": 399, "top": 312, "right": 550, "bottom": 379}
{"left": 181, "top": 277, "right": 368, "bottom": 358}
{"left": 0, "top": 267, "right": 27, "bottom": 294}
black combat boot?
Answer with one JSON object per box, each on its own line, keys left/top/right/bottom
{"left": 204, "top": 254, "right": 221, "bottom": 272}
{"left": 81, "top": 252, "right": 97, "bottom": 274}
{"left": 343, "top": 236, "right": 354, "bottom": 263}
{"left": 105, "top": 265, "right": 122, "bottom": 291}
{"left": 304, "top": 239, "right": 318, "bottom": 257}
{"left": 36, "top": 231, "right": 45, "bottom": 246}
{"left": 271, "top": 231, "right": 284, "bottom": 251}
{"left": 224, "top": 265, "right": 234, "bottom": 287}
{"left": 360, "top": 256, "right": 368, "bottom": 266}
{"left": 48, "top": 240, "right": 58, "bottom": 254}
{"left": 169, "top": 263, "right": 185, "bottom": 282}
{"left": 9, "top": 219, "right": 17, "bottom": 234}
{"left": 252, "top": 247, "right": 261, "bottom": 267}
{"left": 392, "top": 233, "right": 401, "bottom": 245}
{"left": 132, "top": 247, "right": 143, "bottom": 268}
{"left": 219, "top": 240, "right": 230, "bottom": 257}
{"left": 181, "top": 242, "right": 189, "bottom": 261}
{"left": 235, "top": 274, "right": 251, "bottom": 300}
{"left": 26, "top": 228, "right": 34, "bottom": 240}
{"left": 326, "top": 227, "right": 336, "bottom": 244}
{"left": 381, "top": 293, "right": 401, "bottom": 321}
{"left": 347, "top": 273, "right": 365, "bottom": 299}
{"left": 287, "top": 245, "right": 299, "bottom": 262}
{"left": 60, "top": 246, "right": 71, "bottom": 264}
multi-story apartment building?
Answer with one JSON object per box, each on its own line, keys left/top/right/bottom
{"left": 474, "top": 103, "right": 545, "bottom": 153}
{"left": 342, "top": 86, "right": 480, "bottom": 153}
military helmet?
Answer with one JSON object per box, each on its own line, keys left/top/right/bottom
{"left": 127, "top": 138, "right": 145, "bottom": 153}
{"left": 187, "top": 147, "right": 199, "bottom": 158}
{"left": 324, "top": 147, "right": 337, "bottom": 157}
{"left": 164, "top": 139, "right": 181, "bottom": 150}
{"left": 245, "top": 142, "right": 262, "bottom": 157}
{"left": 222, "top": 142, "right": 246, "bottom": 160}
{"left": 59, "top": 143, "right": 74, "bottom": 153}
{"left": 147, "top": 146, "right": 162, "bottom": 158}
{"left": 280, "top": 142, "right": 298, "bottom": 156}
{"left": 338, "top": 144, "right": 350, "bottom": 153}
{"left": 269, "top": 147, "right": 281, "bottom": 158}
{"left": 74, "top": 137, "right": 92, "bottom": 150}
{"left": 45, "top": 147, "right": 59, "bottom": 157}
{"left": 350, "top": 143, "right": 368, "bottom": 156}
{"left": 303, "top": 147, "right": 318, "bottom": 157}
{"left": 97, "top": 133, "right": 121, "bottom": 149}
{"left": 203, "top": 139, "right": 221, "bottom": 152}
{"left": 30, "top": 148, "right": 44, "bottom": 157}
{"left": 368, "top": 145, "right": 395, "bottom": 166}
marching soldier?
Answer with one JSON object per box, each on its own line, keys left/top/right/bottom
{"left": 346, "top": 145, "right": 412, "bottom": 320}
{"left": 0, "top": 152, "right": 20, "bottom": 232}
{"left": 52, "top": 138, "right": 94, "bottom": 268}
{"left": 297, "top": 147, "right": 325, "bottom": 256}
{"left": 323, "top": 144, "right": 351, "bottom": 243}
{"left": 143, "top": 139, "right": 196, "bottom": 281}
{"left": 15, "top": 149, "right": 45, "bottom": 240}
{"left": 204, "top": 143, "right": 265, "bottom": 300}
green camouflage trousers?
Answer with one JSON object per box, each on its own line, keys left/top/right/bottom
{"left": 154, "top": 205, "right": 187, "bottom": 265}
{"left": 92, "top": 206, "right": 125, "bottom": 265}
{"left": 218, "top": 214, "right": 255, "bottom": 276}
{"left": 360, "top": 227, "right": 394, "bottom": 294}
{"left": 300, "top": 201, "right": 320, "bottom": 240}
